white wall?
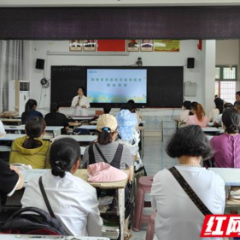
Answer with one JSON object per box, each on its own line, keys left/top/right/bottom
{"left": 216, "top": 40, "right": 239, "bottom": 66}
{"left": 23, "top": 40, "right": 206, "bottom": 111}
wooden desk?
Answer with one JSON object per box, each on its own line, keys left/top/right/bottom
{"left": 78, "top": 125, "right": 97, "bottom": 130}
{"left": 0, "top": 134, "right": 52, "bottom": 141}
{"left": 70, "top": 116, "right": 95, "bottom": 121}
{"left": 52, "top": 135, "right": 97, "bottom": 143}
{"left": 2, "top": 234, "right": 110, "bottom": 240}
{"left": 202, "top": 127, "right": 224, "bottom": 134}
{"left": 69, "top": 122, "right": 82, "bottom": 127}
{"left": 0, "top": 118, "right": 21, "bottom": 125}
{"left": 4, "top": 125, "right": 63, "bottom": 137}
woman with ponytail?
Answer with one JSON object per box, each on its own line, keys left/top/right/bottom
{"left": 10, "top": 117, "right": 51, "bottom": 169}
{"left": 21, "top": 138, "right": 102, "bottom": 236}
{"left": 82, "top": 114, "right": 134, "bottom": 182}
{"left": 210, "top": 108, "right": 240, "bottom": 168}
{"left": 21, "top": 99, "right": 43, "bottom": 124}
{"left": 186, "top": 103, "right": 209, "bottom": 127}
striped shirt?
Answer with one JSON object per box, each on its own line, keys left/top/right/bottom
{"left": 82, "top": 142, "right": 133, "bottom": 169}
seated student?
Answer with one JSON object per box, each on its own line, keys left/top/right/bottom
{"left": 0, "top": 119, "right": 6, "bottom": 136}
{"left": 82, "top": 114, "right": 133, "bottom": 238}
{"left": 127, "top": 99, "right": 142, "bottom": 125}
{"left": 82, "top": 114, "right": 134, "bottom": 181}
{"left": 213, "top": 102, "right": 233, "bottom": 127}
{"left": 116, "top": 108, "right": 144, "bottom": 174}
{"left": 189, "top": 101, "right": 198, "bottom": 116}
{"left": 186, "top": 103, "right": 208, "bottom": 127}
{"left": 45, "top": 102, "right": 69, "bottom": 134}
{"left": 236, "top": 91, "right": 240, "bottom": 101}
{"left": 178, "top": 100, "right": 191, "bottom": 126}
{"left": 234, "top": 100, "right": 240, "bottom": 113}
{"left": 21, "top": 99, "right": 43, "bottom": 124}
{"left": 151, "top": 125, "right": 225, "bottom": 240}
{"left": 0, "top": 161, "right": 24, "bottom": 207}
{"left": 10, "top": 117, "right": 51, "bottom": 169}
{"left": 210, "top": 108, "right": 240, "bottom": 168}
{"left": 21, "top": 138, "right": 102, "bottom": 236}
{"left": 103, "top": 103, "right": 112, "bottom": 114}
{"left": 209, "top": 97, "right": 224, "bottom": 122}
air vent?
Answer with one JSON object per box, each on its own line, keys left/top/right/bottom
{"left": 20, "top": 82, "right": 30, "bottom": 91}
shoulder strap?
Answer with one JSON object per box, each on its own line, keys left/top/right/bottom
{"left": 38, "top": 176, "right": 56, "bottom": 218}
{"left": 88, "top": 143, "right": 97, "bottom": 165}
{"left": 94, "top": 144, "right": 108, "bottom": 163}
{"left": 169, "top": 166, "right": 212, "bottom": 216}
{"left": 110, "top": 144, "right": 123, "bottom": 169}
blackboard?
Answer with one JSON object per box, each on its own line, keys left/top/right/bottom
{"left": 51, "top": 66, "right": 183, "bottom": 108}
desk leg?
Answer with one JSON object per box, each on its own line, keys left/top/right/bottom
{"left": 118, "top": 188, "right": 125, "bottom": 240}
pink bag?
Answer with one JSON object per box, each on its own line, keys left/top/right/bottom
{"left": 87, "top": 162, "right": 128, "bottom": 182}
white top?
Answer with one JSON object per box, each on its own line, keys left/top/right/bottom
{"left": 178, "top": 109, "right": 190, "bottom": 123}
{"left": 0, "top": 120, "right": 6, "bottom": 135}
{"left": 71, "top": 95, "right": 90, "bottom": 108}
{"left": 151, "top": 166, "right": 225, "bottom": 240}
{"left": 214, "top": 113, "right": 222, "bottom": 125}
{"left": 209, "top": 108, "right": 220, "bottom": 122}
{"left": 21, "top": 171, "right": 103, "bottom": 236}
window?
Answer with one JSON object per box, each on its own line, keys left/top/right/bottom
{"left": 215, "top": 81, "right": 236, "bottom": 104}
{"left": 215, "top": 65, "right": 237, "bottom": 104}
{"left": 216, "top": 65, "right": 237, "bottom": 80}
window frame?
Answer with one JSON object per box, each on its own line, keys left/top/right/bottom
{"left": 215, "top": 65, "right": 237, "bottom": 81}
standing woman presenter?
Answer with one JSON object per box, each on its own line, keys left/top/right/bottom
{"left": 71, "top": 86, "right": 90, "bottom": 109}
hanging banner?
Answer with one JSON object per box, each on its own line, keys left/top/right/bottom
{"left": 153, "top": 40, "right": 180, "bottom": 52}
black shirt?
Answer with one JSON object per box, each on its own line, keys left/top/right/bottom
{"left": 45, "top": 112, "right": 69, "bottom": 134}
{"left": 21, "top": 110, "right": 43, "bottom": 124}
{"left": 0, "top": 160, "right": 19, "bottom": 207}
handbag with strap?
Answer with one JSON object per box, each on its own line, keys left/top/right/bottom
{"left": 169, "top": 166, "right": 213, "bottom": 216}
{"left": 38, "top": 176, "right": 56, "bottom": 218}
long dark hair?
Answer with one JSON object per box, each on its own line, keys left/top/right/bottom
{"left": 97, "top": 130, "right": 114, "bottom": 145}
{"left": 222, "top": 108, "right": 240, "bottom": 134}
{"left": 166, "top": 125, "right": 212, "bottom": 160}
{"left": 214, "top": 98, "right": 224, "bottom": 114}
{"left": 25, "top": 99, "right": 37, "bottom": 113}
{"left": 50, "top": 138, "right": 80, "bottom": 178}
{"left": 50, "top": 102, "right": 59, "bottom": 113}
{"left": 23, "top": 117, "right": 46, "bottom": 149}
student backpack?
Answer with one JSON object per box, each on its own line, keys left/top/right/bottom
{"left": 0, "top": 207, "right": 67, "bottom": 235}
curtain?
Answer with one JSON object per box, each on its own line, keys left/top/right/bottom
{"left": 0, "top": 40, "right": 23, "bottom": 112}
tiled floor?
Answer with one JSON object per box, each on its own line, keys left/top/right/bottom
{"left": 132, "top": 136, "right": 165, "bottom": 240}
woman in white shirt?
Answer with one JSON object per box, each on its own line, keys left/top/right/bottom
{"left": 151, "top": 125, "right": 225, "bottom": 240}
{"left": 21, "top": 138, "right": 102, "bottom": 236}
{"left": 209, "top": 97, "right": 224, "bottom": 122}
{"left": 178, "top": 100, "right": 191, "bottom": 127}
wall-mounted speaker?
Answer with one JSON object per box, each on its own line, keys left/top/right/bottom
{"left": 187, "top": 58, "right": 195, "bottom": 68}
{"left": 36, "top": 59, "right": 45, "bottom": 70}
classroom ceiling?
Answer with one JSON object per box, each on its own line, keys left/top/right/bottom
{"left": 1, "top": 0, "right": 240, "bottom": 7}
